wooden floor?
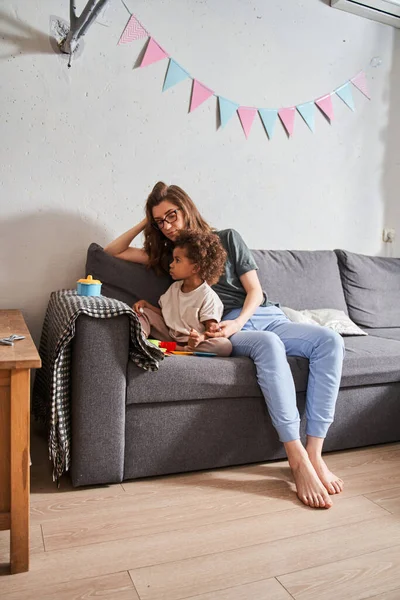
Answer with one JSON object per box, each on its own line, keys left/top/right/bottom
{"left": 1, "top": 429, "right": 400, "bottom": 600}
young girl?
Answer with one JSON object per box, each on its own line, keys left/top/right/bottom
{"left": 105, "top": 181, "right": 345, "bottom": 509}
{"left": 133, "top": 229, "right": 232, "bottom": 357}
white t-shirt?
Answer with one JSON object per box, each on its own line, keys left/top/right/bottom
{"left": 159, "top": 281, "right": 224, "bottom": 343}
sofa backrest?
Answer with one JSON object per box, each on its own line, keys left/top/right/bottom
{"left": 335, "top": 249, "right": 400, "bottom": 328}
{"left": 86, "top": 244, "right": 350, "bottom": 313}
{"left": 251, "top": 250, "right": 348, "bottom": 312}
{"left": 86, "top": 243, "right": 171, "bottom": 307}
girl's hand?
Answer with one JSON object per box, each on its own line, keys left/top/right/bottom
{"left": 205, "top": 320, "right": 240, "bottom": 339}
{"left": 207, "top": 322, "right": 221, "bottom": 334}
{"left": 188, "top": 328, "right": 205, "bottom": 349}
{"left": 133, "top": 299, "right": 148, "bottom": 314}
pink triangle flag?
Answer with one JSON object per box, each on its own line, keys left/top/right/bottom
{"left": 278, "top": 107, "right": 296, "bottom": 137}
{"left": 237, "top": 107, "right": 257, "bottom": 139}
{"left": 141, "top": 38, "right": 168, "bottom": 68}
{"left": 190, "top": 80, "right": 214, "bottom": 112}
{"left": 351, "top": 71, "right": 370, "bottom": 99}
{"left": 118, "top": 15, "right": 148, "bottom": 45}
{"left": 315, "top": 94, "right": 334, "bottom": 122}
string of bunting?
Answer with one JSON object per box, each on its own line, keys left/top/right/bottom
{"left": 118, "top": 10, "right": 371, "bottom": 139}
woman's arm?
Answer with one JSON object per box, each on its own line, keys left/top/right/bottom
{"left": 206, "top": 270, "right": 264, "bottom": 339}
{"left": 235, "top": 270, "right": 264, "bottom": 328}
{"left": 104, "top": 218, "right": 149, "bottom": 264}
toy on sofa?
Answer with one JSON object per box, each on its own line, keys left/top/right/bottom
{"left": 147, "top": 339, "right": 217, "bottom": 357}
{"left": 76, "top": 275, "right": 102, "bottom": 296}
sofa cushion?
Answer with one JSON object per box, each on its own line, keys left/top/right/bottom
{"left": 341, "top": 335, "right": 400, "bottom": 387}
{"left": 362, "top": 328, "right": 400, "bottom": 342}
{"left": 86, "top": 243, "right": 171, "bottom": 307}
{"left": 335, "top": 250, "right": 400, "bottom": 328}
{"left": 127, "top": 335, "right": 400, "bottom": 404}
{"left": 252, "top": 250, "right": 348, "bottom": 312}
{"left": 127, "top": 355, "right": 309, "bottom": 402}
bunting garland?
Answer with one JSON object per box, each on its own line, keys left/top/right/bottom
{"left": 118, "top": 11, "right": 371, "bottom": 140}
{"left": 118, "top": 14, "right": 148, "bottom": 44}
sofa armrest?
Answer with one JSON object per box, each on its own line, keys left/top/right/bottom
{"left": 70, "top": 314, "right": 130, "bottom": 487}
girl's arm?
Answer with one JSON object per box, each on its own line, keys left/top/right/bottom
{"left": 104, "top": 218, "right": 149, "bottom": 264}
{"left": 133, "top": 299, "right": 162, "bottom": 315}
{"left": 206, "top": 270, "right": 264, "bottom": 339}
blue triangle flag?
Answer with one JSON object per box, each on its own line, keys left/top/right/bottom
{"left": 218, "top": 97, "right": 240, "bottom": 128}
{"left": 335, "top": 82, "right": 355, "bottom": 111}
{"left": 296, "top": 102, "right": 315, "bottom": 132}
{"left": 258, "top": 109, "right": 278, "bottom": 139}
{"left": 163, "top": 59, "right": 190, "bottom": 92}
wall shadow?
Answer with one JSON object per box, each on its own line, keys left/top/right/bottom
{"left": 383, "top": 31, "right": 400, "bottom": 257}
{"left": 0, "top": 211, "right": 109, "bottom": 344}
{"left": 0, "top": 8, "right": 54, "bottom": 59}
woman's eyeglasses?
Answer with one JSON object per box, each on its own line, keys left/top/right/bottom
{"left": 152, "top": 209, "right": 180, "bottom": 230}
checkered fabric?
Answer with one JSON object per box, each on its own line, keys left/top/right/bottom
{"left": 32, "top": 290, "right": 164, "bottom": 482}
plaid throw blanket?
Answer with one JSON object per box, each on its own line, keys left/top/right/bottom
{"left": 32, "top": 290, "right": 164, "bottom": 482}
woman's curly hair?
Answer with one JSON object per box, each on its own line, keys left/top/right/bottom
{"left": 174, "top": 229, "right": 227, "bottom": 286}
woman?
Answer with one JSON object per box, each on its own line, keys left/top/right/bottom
{"left": 105, "top": 182, "right": 345, "bottom": 509}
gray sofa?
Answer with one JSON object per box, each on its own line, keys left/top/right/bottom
{"left": 69, "top": 243, "right": 400, "bottom": 487}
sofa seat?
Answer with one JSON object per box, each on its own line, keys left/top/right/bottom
{"left": 127, "top": 356, "right": 262, "bottom": 404}
{"left": 341, "top": 335, "right": 400, "bottom": 387}
{"left": 126, "top": 354, "right": 312, "bottom": 403}
{"left": 362, "top": 328, "right": 400, "bottom": 342}
{"left": 127, "top": 334, "right": 400, "bottom": 405}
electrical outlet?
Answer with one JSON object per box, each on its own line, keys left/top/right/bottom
{"left": 383, "top": 228, "right": 396, "bottom": 243}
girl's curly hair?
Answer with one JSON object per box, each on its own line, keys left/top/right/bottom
{"left": 174, "top": 229, "right": 227, "bottom": 286}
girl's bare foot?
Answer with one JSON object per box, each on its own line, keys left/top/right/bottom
{"left": 307, "top": 453, "right": 344, "bottom": 495}
{"left": 289, "top": 454, "right": 333, "bottom": 509}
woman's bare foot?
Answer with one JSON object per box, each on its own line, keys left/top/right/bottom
{"left": 290, "top": 454, "right": 333, "bottom": 508}
{"left": 306, "top": 453, "right": 344, "bottom": 495}
{"left": 284, "top": 441, "right": 333, "bottom": 509}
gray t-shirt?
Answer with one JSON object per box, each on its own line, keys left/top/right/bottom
{"left": 212, "top": 229, "right": 268, "bottom": 314}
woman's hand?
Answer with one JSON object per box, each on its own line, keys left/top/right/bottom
{"left": 133, "top": 299, "right": 148, "bottom": 314}
{"left": 188, "top": 328, "right": 205, "bottom": 349}
{"left": 205, "top": 320, "right": 241, "bottom": 339}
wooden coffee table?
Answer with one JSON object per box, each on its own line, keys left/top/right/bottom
{"left": 0, "top": 310, "right": 41, "bottom": 574}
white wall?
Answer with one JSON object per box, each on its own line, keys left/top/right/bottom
{"left": 0, "top": 0, "right": 399, "bottom": 341}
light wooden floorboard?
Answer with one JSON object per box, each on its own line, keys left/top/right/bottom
{"left": 182, "top": 577, "right": 293, "bottom": 600}
{"left": 1, "top": 431, "right": 400, "bottom": 600}
{"left": 0, "top": 571, "right": 139, "bottom": 600}
{"left": 30, "top": 448, "right": 400, "bottom": 526}
{"left": 128, "top": 516, "right": 400, "bottom": 600}
{"left": 0, "top": 524, "right": 43, "bottom": 562}
{"left": 277, "top": 544, "right": 400, "bottom": 600}
{"left": 41, "top": 495, "right": 386, "bottom": 552}
{"left": 365, "top": 487, "right": 400, "bottom": 515}
{"left": 369, "top": 589, "right": 400, "bottom": 600}
{"left": 1, "top": 498, "right": 390, "bottom": 595}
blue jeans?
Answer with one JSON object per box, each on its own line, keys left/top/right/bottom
{"left": 225, "top": 306, "right": 345, "bottom": 443}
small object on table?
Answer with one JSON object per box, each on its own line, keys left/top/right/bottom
{"left": 76, "top": 275, "right": 102, "bottom": 296}
{"left": 0, "top": 334, "right": 26, "bottom": 346}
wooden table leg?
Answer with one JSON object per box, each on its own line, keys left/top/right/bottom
{"left": 0, "top": 371, "right": 11, "bottom": 532}
{"left": 10, "top": 369, "right": 30, "bottom": 574}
